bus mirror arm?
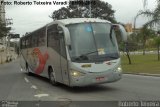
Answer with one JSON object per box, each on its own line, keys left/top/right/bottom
{"left": 57, "top": 26, "right": 64, "bottom": 39}
{"left": 64, "top": 28, "right": 71, "bottom": 45}
{"left": 112, "top": 24, "right": 128, "bottom": 42}
{"left": 68, "top": 45, "right": 72, "bottom": 50}
{"left": 58, "top": 31, "right": 64, "bottom": 38}
{"left": 58, "top": 25, "right": 71, "bottom": 45}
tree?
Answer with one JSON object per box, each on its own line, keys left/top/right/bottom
{"left": 137, "top": 0, "right": 160, "bottom": 27}
{"left": 50, "top": 0, "right": 116, "bottom": 23}
{"left": 140, "top": 26, "right": 156, "bottom": 55}
{"left": 137, "top": 0, "right": 160, "bottom": 59}
{"left": 154, "top": 36, "right": 160, "bottom": 61}
{"left": 0, "top": 19, "right": 10, "bottom": 39}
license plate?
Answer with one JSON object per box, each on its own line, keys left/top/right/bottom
{"left": 96, "top": 77, "right": 105, "bottom": 81}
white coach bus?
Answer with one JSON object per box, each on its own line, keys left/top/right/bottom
{"left": 20, "top": 18, "right": 127, "bottom": 86}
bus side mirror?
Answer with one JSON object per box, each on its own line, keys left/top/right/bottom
{"left": 58, "top": 25, "right": 71, "bottom": 45}
{"left": 57, "top": 26, "right": 64, "bottom": 39}
{"left": 58, "top": 30, "right": 64, "bottom": 38}
{"left": 112, "top": 24, "right": 127, "bottom": 42}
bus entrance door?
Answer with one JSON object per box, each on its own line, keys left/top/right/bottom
{"left": 60, "top": 35, "right": 69, "bottom": 85}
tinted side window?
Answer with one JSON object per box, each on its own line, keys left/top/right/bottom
{"left": 25, "top": 36, "right": 32, "bottom": 48}
{"left": 47, "top": 24, "right": 60, "bottom": 53}
{"left": 23, "top": 38, "right": 26, "bottom": 49}
{"left": 60, "top": 36, "right": 67, "bottom": 59}
{"left": 20, "top": 38, "right": 22, "bottom": 49}
{"left": 38, "top": 27, "right": 46, "bottom": 46}
{"left": 26, "top": 38, "right": 29, "bottom": 48}
{"left": 20, "top": 38, "right": 25, "bottom": 49}
{"left": 32, "top": 32, "right": 38, "bottom": 47}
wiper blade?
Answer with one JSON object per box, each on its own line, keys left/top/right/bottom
{"left": 82, "top": 50, "right": 98, "bottom": 56}
{"left": 107, "top": 56, "right": 119, "bottom": 59}
{"left": 74, "top": 50, "right": 98, "bottom": 61}
{"left": 93, "top": 55, "right": 118, "bottom": 60}
{"left": 74, "top": 55, "right": 89, "bottom": 61}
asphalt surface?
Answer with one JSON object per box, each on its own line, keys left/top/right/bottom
{"left": 0, "top": 59, "right": 160, "bottom": 106}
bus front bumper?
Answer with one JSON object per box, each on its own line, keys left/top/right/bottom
{"left": 69, "top": 70, "right": 122, "bottom": 86}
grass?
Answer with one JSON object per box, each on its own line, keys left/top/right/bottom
{"left": 121, "top": 54, "right": 160, "bottom": 74}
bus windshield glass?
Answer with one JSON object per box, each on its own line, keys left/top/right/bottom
{"left": 66, "top": 22, "right": 119, "bottom": 63}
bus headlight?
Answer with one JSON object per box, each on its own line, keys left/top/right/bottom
{"left": 70, "top": 70, "right": 85, "bottom": 77}
{"left": 115, "top": 66, "right": 122, "bottom": 72}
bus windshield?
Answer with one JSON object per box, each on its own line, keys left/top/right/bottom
{"left": 66, "top": 22, "right": 119, "bottom": 63}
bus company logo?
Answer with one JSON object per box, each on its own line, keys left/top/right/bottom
{"left": 32, "top": 48, "right": 49, "bottom": 74}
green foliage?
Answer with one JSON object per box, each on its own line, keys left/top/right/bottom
{"left": 146, "top": 38, "right": 155, "bottom": 48}
{"left": 138, "top": 27, "right": 156, "bottom": 45}
{"left": 126, "top": 28, "right": 156, "bottom": 52}
{"left": 140, "top": 26, "right": 155, "bottom": 38}
{"left": 137, "top": 0, "right": 160, "bottom": 27}
{"left": 154, "top": 36, "right": 160, "bottom": 61}
{"left": 0, "top": 19, "right": 10, "bottom": 38}
{"left": 154, "top": 36, "right": 160, "bottom": 45}
{"left": 50, "top": 0, "right": 116, "bottom": 23}
{"left": 121, "top": 54, "right": 160, "bottom": 74}
{"left": 118, "top": 42, "right": 125, "bottom": 51}
{"left": 141, "top": 27, "right": 156, "bottom": 54}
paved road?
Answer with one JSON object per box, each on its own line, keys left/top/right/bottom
{"left": 0, "top": 59, "right": 160, "bottom": 103}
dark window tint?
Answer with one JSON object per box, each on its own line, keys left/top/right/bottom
{"left": 60, "top": 36, "right": 67, "bottom": 59}
{"left": 47, "top": 24, "right": 60, "bottom": 53}
{"left": 31, "top": 31, "right": 39, "bottom": 47}
{"left": 20, "top": 38, "right": 26, "bottom": 49}
{"left": 38, "top": 27, "right": 46, "bottom": 46}
{"left": 25, "top": 36, "right": 32, "bottom": 48}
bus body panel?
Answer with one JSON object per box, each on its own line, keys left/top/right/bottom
{"left": 20, "top": 46, "right": 69, "bottom": 84}
{"left": 60, "top": 55, "right": 70, "bottom": 85}
{"left": 46, "top": 47, "right": 63, "bottom": 83}
{"left": 20, "top": 52, "right": 26, "bottom": 71}
{"left": 20, "top": 18, "right": 125, "bottom": 87}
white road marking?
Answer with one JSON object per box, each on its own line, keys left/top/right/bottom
{"left": 24, "top": 77, "right": 29, "bottom": 83}
{"left": 21, "top": 68, "right": 23, "bottom": 72}
{"left": 34, "top": 94, "right": 49, "bottom": 98}
{"left": 31, "top": 85, "right": 38, "bottom": 90}
{"left": 57, "top": 97, "right": 72, "bottom": 101}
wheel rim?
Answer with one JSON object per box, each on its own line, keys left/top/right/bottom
{"left": 26, "top": 66, "right": 29, "bottom": 72}
{"left": 50, "top": 70, "right": 56, "bottom": 84}
{"left": 26, "top": 66, "right": 31, "bottom": 75}
{"left": 50, "top": 72, "right": 54, "bottom": 81}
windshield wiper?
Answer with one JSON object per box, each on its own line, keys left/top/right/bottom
{"left": 105, "top": 55, "right": 119, "bottom": 60}
{"left": 74, "top": 50, "right": 98, "bottom": 61}
{"left": 94, "top": 55, "right": 119, "bottom": 59}
{"left": 82, "top": 50, "right": 98, "bottom": 56}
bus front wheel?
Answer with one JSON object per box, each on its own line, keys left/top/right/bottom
{"left": 49, "top": 67, "right": 57, "bottom": 85}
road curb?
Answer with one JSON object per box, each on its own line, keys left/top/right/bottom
{"left": 124, "top": 73, "right": 160, "bottom": 77}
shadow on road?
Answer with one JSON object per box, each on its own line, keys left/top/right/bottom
{"left": 65, "top": 85, "right": 118, "bottom": 93}
{"left": 26, "top": 72, "right": 118, "bottom": 93}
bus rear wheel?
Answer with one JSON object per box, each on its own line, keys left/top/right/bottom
{"left": 49, "top": 67, "right": 57, "bottom": 85}
{"left": 26, "top": 63, "right": 32, "bottom": 76}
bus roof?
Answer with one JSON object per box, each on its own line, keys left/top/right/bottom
{"left": 22, "top": 18, "right": 111, "bottom": 38}
{"left": 48, "top": 18, "right": 111, "bottom": 26}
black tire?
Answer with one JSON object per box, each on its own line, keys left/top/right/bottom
{"left": 49, "top": 67, "right": 57, "bottom": 85}
{"left": 26, "top": 63, "right": 32, "bottom": 76}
